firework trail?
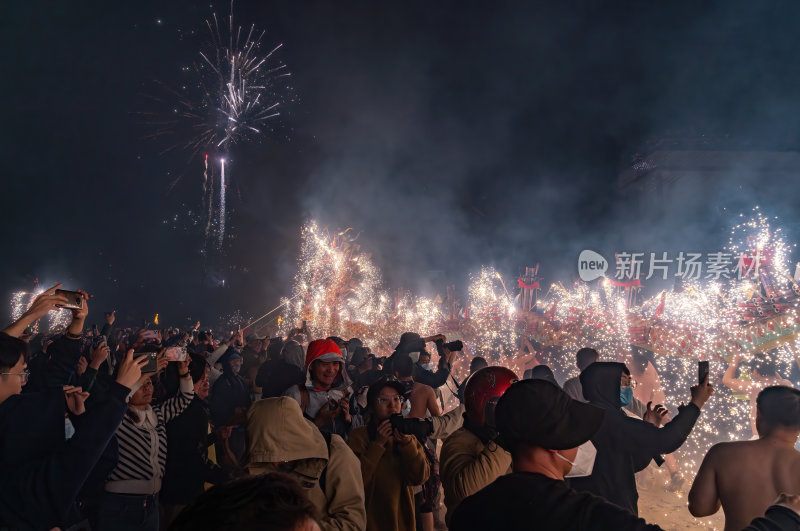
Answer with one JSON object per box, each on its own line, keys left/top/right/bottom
{"left": 218, "top": 158, "right": 226, "bottom": 249}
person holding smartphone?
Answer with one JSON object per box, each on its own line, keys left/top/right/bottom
{"left": 97, "top": 355, "right": 194, "bottom": 531}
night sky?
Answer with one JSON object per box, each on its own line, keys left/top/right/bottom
{"left": 3, "top": 1, "right": 800, "bottom": 329}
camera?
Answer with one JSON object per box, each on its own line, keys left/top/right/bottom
{"left": 435, "top": 339, "right": 464, "bottom": 356}
{"left": 389, "top": 413, "right": 432, "bottom": 440}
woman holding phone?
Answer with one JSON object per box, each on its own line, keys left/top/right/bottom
{"left": 97, "top": 352, "right": 194, "bottom": 531}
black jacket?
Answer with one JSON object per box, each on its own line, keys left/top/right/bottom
{"left": 210, "top": 370, "right": 251, "bottom": 427}
{"left": 569, "top": 362, "right": 700, "bottom": 515}
{"left": 161, "top": 397, "right": 229, "bottom": 504}
{"left": 256, "top": 359, "right": 305, "bottom": 399}
{"left": 451, "top": 472, "right": 800, "bottom": 531}
{"left": 0, "top": 378, "right": 129, "bottom": 530}
{"left": 383, "top": 352, "right": 451, "bottom": 389}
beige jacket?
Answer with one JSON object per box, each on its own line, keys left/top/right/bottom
{"left": 347, "top": 426, "right": 429, "bottom": 531}
{"left": 439, "top": 426, "right": 512, "bottom": 525}
{"left": 247, "top": 398, "right": 366, "bottom": 531}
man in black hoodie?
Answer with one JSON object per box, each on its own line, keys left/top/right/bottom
{"left": 569, "top": 361, "right": 713, "bottom": 515}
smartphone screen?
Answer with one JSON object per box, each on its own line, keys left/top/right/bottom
{"left": 698, "top": 360, "right": 709, "bottom": 384}
{"left": 164, "top": 346, "right": 187, "bottom": 362}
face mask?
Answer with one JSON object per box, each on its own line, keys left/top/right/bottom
{"left": 65, "top": 417, "right": 76, "bottom": 440}
{"left": 401, "top": 399, "right": 411, "bottom": 417}
{"left": 421, "top": 363, "right": 434, "bottom": 372}
{"left": 408, "top": 351, "right": 420, "bottom": 363}
{"left": 619, "top": 386, "right": 633, "bottom": 407}
{"left": 555, "top": 440, "right": 597, "bottom": 478}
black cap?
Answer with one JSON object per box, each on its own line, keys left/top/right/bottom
{"left": 394, "top": 332, "right": 426, "bottom": 354}
{"left": 495, "top": 379, "right": 604, "bottom": 451}
{"left": 350, "top": 346, "right": 373, "bottom": 367}
{"left": 366, "top": 376, "right": 407, "bottom": 408}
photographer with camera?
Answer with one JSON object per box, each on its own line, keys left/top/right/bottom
{"left": 347, "top": 376, "right": 430, "bottom": 531}
{"left": 384, "top": 332, "right": 459, "bottom": 390}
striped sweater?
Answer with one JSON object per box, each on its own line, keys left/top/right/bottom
{"left": 105, "top": 378, "right": 194, "bottom": 495}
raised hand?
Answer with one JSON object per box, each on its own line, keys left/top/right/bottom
{"left": 155, "top": 349, "right": 168, "bottom": 374}
{"left": 643, "top": 401, "right": 669, "bottom": 427}
{"left": 89, "top": 341, "right": 111, "bottom": 369}
{"left": 63, "top": 385, "right": 90, "bottom": 416}
{"left": 116, "top": 349, "right": 147, "bottom": 389}
{"left": 690, "top": 375, "right": 714, "bottom": 409}
{"left": 2, "top": 284, "right": 68, "bottom": 338}
{"left": 76, "top": 356, "right": 88, "bottom": 377}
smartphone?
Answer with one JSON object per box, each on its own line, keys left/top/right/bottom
{"left": 134, "top": 351, "right": 159, "bottom": 373}
{"left": 54, "top": 289, "right": 83, "bottom": 310}
{"left": 698, "top": 360, "right": 709, "bottom": 384}
{"left": 164, "top": 346, "right": 187, "bottom": 362}
{"left": 141, "top": 330, "right": 160, "bottom": 340}
{"left": 92, "top": 335, "right": 107, "bottom": 348}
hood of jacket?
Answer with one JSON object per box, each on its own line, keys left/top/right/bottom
{"left": 304, "top": 339, "right": 352, "bottom": 391}
{"left": 579, "top": 361, "right": 626, "bottom": 409}
{"left": 282, "top": 340, "right": 305, "bottom": 371}
{"left": 246, "top": 397, "right": 328, "bottom": 479}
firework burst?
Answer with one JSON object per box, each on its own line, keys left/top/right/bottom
{"left": 142, "top": 3, "right": 293, "bottom": 256}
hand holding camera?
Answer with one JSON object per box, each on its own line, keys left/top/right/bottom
{"left": 375, "top": 419, "right": 393, "bottom": 447}
{"left": 389, "top": 413, "right": 433, "bottom": 440}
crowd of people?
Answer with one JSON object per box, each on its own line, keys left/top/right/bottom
{"left": 2, "top": 284, "right": 800, "bottom": 531}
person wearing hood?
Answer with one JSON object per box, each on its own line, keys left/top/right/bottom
{"left": 284, "top": 338, "right": 353, "bottom": 438}
{"left": 450, "top": 379, "right": 800, "bottom": 531}
{"left": 347, "top": 377, "right": 430, "bottom": 531}
{"left": 569, "top": 361, "right": 713, "bottom": 515}
{"left": 246, "top": 397, "right": 366, "bottom": 531}
{"left": 257, "top": 338, "right": 306, "bottom": 399}
{"left": 209, "top": 348, "right": 252, "bottom": 465}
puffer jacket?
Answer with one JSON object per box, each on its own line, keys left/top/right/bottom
{"left": 246, "top": 398, "right": 366, "bottom": 531}
{"left": 439, "top": 422, "right": 512, "bottom": 525}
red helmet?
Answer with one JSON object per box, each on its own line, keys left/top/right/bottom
{"left": 464, "top": 366, "right": 519, "bottom": 428}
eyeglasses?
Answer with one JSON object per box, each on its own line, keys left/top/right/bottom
{"left": 377, "top": 395, "right": 404, "bottom": 405}
{"left": 1, "top": 369, "right": 30, "bottom": 383}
